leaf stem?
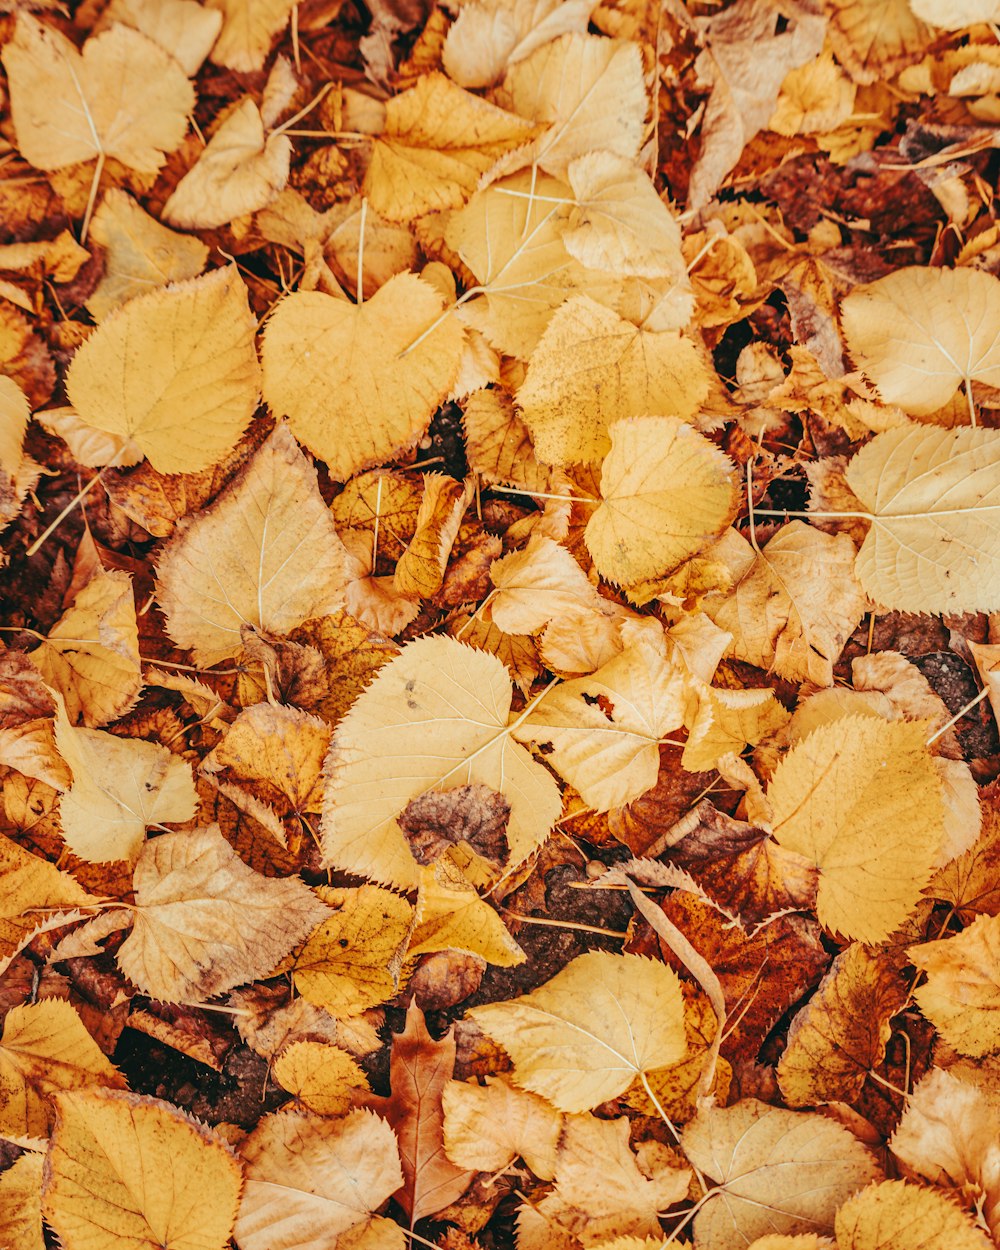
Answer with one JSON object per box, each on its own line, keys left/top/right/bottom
{"left": 26, "top": 467, "right": 109, "bottom": 558}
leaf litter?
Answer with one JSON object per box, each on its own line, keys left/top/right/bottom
{"left": 2, "top": 1, "right": 1000, "bottom": 1248}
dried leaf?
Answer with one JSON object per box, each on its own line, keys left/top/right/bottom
{"left": 442, "top": 1075, "right": 562, "bottom": 1178}
{"left": 206, "top": 0, "right": 298, "bottom": 72}
{"left": 271, "top": 1041, "right": 370, "bottom": 1116}
{"left": 98, "top": 0, "right": 223, "bottom": 75}
{"left": 910, "top": 913, "right": 1000, "bottom": 1057}
{"left": 0, "top": 1150, "right": 44, "bottom": 1250}
{"left": 835, "top": 1179, "right": 993, "bottom": 1249}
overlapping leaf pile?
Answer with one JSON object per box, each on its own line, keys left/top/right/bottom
{"left": 1, "top": 0, "right": 1000, "bottom": 1247}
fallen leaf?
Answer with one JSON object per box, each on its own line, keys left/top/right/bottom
{"left": 271, "top": 1041, "right": 370, "bottom": 1116}
{"left": 462, "top": 387, "right": 550, "bottom": 492}
{"left": 394, "top": 473, "right": 473, "bottom": 598}
{"left": 0, "top": 1151, "right": 43, "bottom": 1250}
{"left": 910, "top": 912, "right": 1000, "bottom": 1057}
{"left": 443, "top": 0, "right": 596, "bottom": 88}
{"left": 0, "top": 833, "right": 95, "bottom": 964}
{"left": 206, "top": 0, "right": 298, "bottom": 71}
{"left": 408, "top": 859, "right": 525, "bottom": 966}
{"left": 834, "top": 1178, "right": 993, "bottom": 1249}
{"left": 97, "top": 0, "right": 223, "bottom": 75}
{"left": 398, "top": 783, "right": 510, "bottom": 868}
{"left": 826, "top": 0, "right": 932, "bottom": 84}
{"left": 442, "top": 1075, "right": 562, "bottom": 1178}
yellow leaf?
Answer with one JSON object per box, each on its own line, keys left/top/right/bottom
{"left": 515, "top": 641, "right": 687, "bottom": 811}
{"left": 394, "top": 474, "right": 473, "bottom": 598}
{"left": 844, "top": 425, "right": 1000, "bottom": 613}
{"left": 489, "top": 533, "right": 605, "bottom": 635}
{"left": 44, "top": 1088, "right": 242, "bottom": 1250}
{"left": 682, "top": 1099, "right": 881, "bottom": 1249}
{"left": 55, "top": 705, "right": 198, "bottom": 864}
{"left": 156, "top": 424, "right": 350, "bottom": 666}
{"left": 769, "top": 52, "right": 857, "bottom": 136}
{"left": 501, "top": 33, "right": 645, "bottom": 177}
{"left": 117, "top": 825, "right": 331, "bottom": 1002}
{"left": 291, "top": 884, "right": 414, "bottom": 1016}
{"left": 517, "top": 296, "right": 710, "bottom": 466}
{"left": 706, "top": 522, "right": 867, "bottom": 686}
{"left": 462, "top": 387, "right": 549, "bottom": 492}
{"left": 0, "top": 833, "right": 94, "bottom": 964}
{"left": 31, "top": 568, "right": 141, "bottom": 727}
{"left": 2, "top": 15, "right": 193, "bottom": 173}
{"left": 584, "top": 416, "right": 739, "bottom": 588}
{"left": 0, "top": 1150, "right": 44, "bottom": 1250}
{"left": 163, "top": 98, "right": 292, "bottom": 230}
{"left": 98, "top": 0, "right": 223, "bottom": 75}
{"left": 842, "top": 267, "right": 1000, "bottom": 414}
{"left": 442, "top": 1075, "right": 563, "bottom": 1178}
{"left": 364, "top": 73, "right": 540, "bottom": 222}
{"left": 826, "top": 0, "right": 932, "bottom": 84}
{"left": 408, "top": 860, "right": 525, "bottom": 966}
{"left": 262, "top": 274, "right": 464, "bottom": 481}
{"left": 910, "top": 0, "right": 1000, "bottom": 29}
{"left": 0, "top": 999, "right": 126, "bottom": 1137}
{"left": 562, "top": 152, "right": 686, "bottom": 279}
{"left": 835, "top": 1179, "right": 993, "bottom": 1249}
{"left": 322, "top": 636, "right": 562, "bottom": 888}
{"left": 36, "top": 405, "right": 143, "bottom": 470}
{"left": 911, "top": 913, "right": 1000, "bottom": 1057}
{"left": 86, "top": 190, "right": 209, "bottom": 321}
{"left": 233, "top": 1109, "right": 403, "bottom": 1250}
{"left": 206, "top": 0, "right": 297, "bottom": 72}
{"left": 66, "top": 267, "right": 261, "bottom": 474}
{"left": 777, "top": 943, "right": 909, "bottom": 1106}
{"left": 442, "top": 0, "right": 596, "bottom": 89}
{"left": 468, "top": 951, "right": 686, "bottom": 1112}
{"left": 681, "top": 683, "right": 791, "bottom": 774}
{"left": 746, "top": 1239, "right": 836, "bottom": 1250}
{"left": 0, "top": 375, "right": 29, "bottom": 478}
{"left": 272, "top": 1041, "right": 370, "bottom": 1116}
{"left": 768, "top": 716, "right": 945, "bottom": 942}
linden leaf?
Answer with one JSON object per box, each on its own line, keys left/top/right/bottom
{"left": 462, "top": 387, "right": 549, "bottom": 492}
{"left": 163, "top": 98, "right": 291, "bottom": 231}
{"left": 290, "top": 884, "right": 414, "bottom": 1016}
{"left": 841, "top": 267, "right": 1000, "bottom": 414}
{"left": 0, "top": 1151, "right": 43, "bottom": 1250}
{"left": 911, "top": 0, "right": 1000, "bottom": 29}
{"left": 98, "top": 0, "right": 223, "bottom": 75}
{"left": 116, "top": 826, "right": 331, "bottom": 1002}
{"left": 2, "top": 15, "right": 193, "bottom": 173}
{"left": 501, "top": 32, "right": 645, "bottom": 178}
{"left": 843, "top": 425, "right": 1000, "bottom": 613}
{"left": 363, "top": 73, "right": 540, "bottom": 222}
{"left": 55, "top": 705, "right": 198, "bottom": 864}
{"left": 86, "top": 190, "right": 209, "bottom": 321}
{"left": 0, "top": 833, "right": 95, "bottom": 965}
{"left": 271, "top": 1041, "right": 370, "bottom": 1117}
{"left": 0, "top": 999, "right": 126, "bottom": 1137}
{"left": 234, "top": 1109, "right": 403, "bottom": 1250}
{"left": 44, "top": 1089, "right": 242, "bottom": 1250}
{"left": 394, "top": 473, "right": 474, "bottom": 599}
{"left": 584, "top": 416, "right": 740, "bottom": 589}
{"left": 321, "top": 636, "right": 562, "bottom": 888}
{"left": 468, "top": 951, "right": 686, "bottom": 1112}
{"left": 826, "top": 0, "right": 933, "bottom": 85}
{"left": 910, "top": 913, "right": 1000, "bottom": 1057}
{"left": 515, "top": 641, "right": 687, "bottom": 811}
{"left": 206, "top": 0, "right": 298, "bottom": 71}
{"left": 262, "top": 273, "right": 464, "bottom": 480}
{"left": 768, "top": 716, "right": 945, "bottom": 942}
{"left": 777, "top": 943, "right": 909, "bottom": 1106}
{"left": 408, "top": 859, "right": 525, "bottom": 966}
{"left": 489, "top": 533, "right": 606, "bottom": 635}
{"left": 516, "top": 296, "right": 710, "bottom": 466}
{"left": 156, "top": 424, "right": 350, "bottom": 666}
{"left": 835, "top": 1179, "right": 993, "bottom": 1250}
{"left": 66, "top": 267, "right": 261, "bottom": 474}
{"left": 682, "top": 1100, "right": 881, "bottom": 1249}
{"left": 442, "top": 1075, "right": 563, "bottom": 1178}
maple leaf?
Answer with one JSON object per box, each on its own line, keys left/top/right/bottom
{"left": 321, "top": 635, "right": 562, "bottom": 888}
{"left": 910, "top": 912, "right": 1000, "bottom": 1057}
{"left": 66, "top": 267, "right": 261, "bottom": 474}
{"left": 156, "top": 423, "right": 350, "bottom": 665}
{"left": 469, "top": 951, "right": 686, "bottom": 1112}
{"left": 364, "top": 1001, "right": 474, "bottom": 1221}
{"left": 44, "top": 1088, "right": 242, "bottom": 1250}
{"left": 234, "top": 1108, "right": 403, "bottom": 1250}
{"left": 834, "top": 1179, "right": 993, "bottom": 1250}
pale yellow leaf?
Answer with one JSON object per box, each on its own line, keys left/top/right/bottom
{"left": 408, "top": 859, "right": 525, "bottom": 966}
{"left": 707, "top": 522, "right": 867, "bottom": 686}
{"left": 911, "top": 912, "right": 1000, "bottom": 1057}
{"left": 562, "top": 152, "right": 686, "bottom": 279}
{"left": 515, "top": 640, "right": 687, "bottom": 810}
{"left": 841, "top": 267, "right": 1000, "bottom": 414}
{"left": 0, "top": 375, "right": 29, "bottom": 477}
{"left": 0, "top": 999, "right": 126, "bottom": 1137}
{"left": 584, "top": 416, "right": 740, "bottom": 589}
{"left": 442, "top": 1075, "right": 562, "bottom": 1178}
{"left": 363, "top": 73, "right": 539, "bottom": 222}
{"left": 322, "top": 636, "right": 562, "bottom": 888}
{"left": 2, "top": 16, "right": 193, "bottom": 172}
{"left": 66, "top": 267, "right": 261, "bottom": 473}
{"left": 32, "top": 567, "right": 141, "bottom": 727}
{"left": 233, "top": 1109, "right": 403, "bottom": 1250}
{"left": 769, "top": 51, "right": 857, "bottom": 136}
{"left": 826, "top": 0, "right": 932, "bottom": 83}
{"left": 468, "top": 951, "right": 686, "bottom": 1112}
{"left": 844, "top": 425, "right": 1000, "bottom": 613}
{"left": 290, "top": 884, "right": 413, "bottom": 1016}
{"left": 517, "top": 296, "right": 710, "bottom": 466}
{"left": 0, "top": 1150, "right": 44, "bottom": 1250}
{"left": 262, "top": 273, "right": 464, "bottom": 480}
{"left": 501, "top": 32, "right": 644, "bottom": 177}
{"left": 835, "top": 1179, "right": 993, "bottom": 1249}
{"left": 44, "top": 1088, "right": 242, "bottom": 1250}
{"left": 206, "top": 0, "right": 297, "bottom": 71}
{"left": 35, "top": 406, "right": 143, "bottom": 470}
{"left": 86, "top": 190, "right": 209, "bottom": 321}
{"left": 272, "top": 1041, "right": 370, "bottom": 1116}
{"left": 55, "top": 705, "right": 198, "bottom": 864}
{"left": 910, "top": 0, "right": 1000, "bottom": 29}
{"left": 163, "top": 98, "right": 292, "bottom": 230}
{"left": 489, "top": 533, "right": 604, "bottom": 635}
{"left": 682, "top": 1099, "right": 881, "bottom": 1249}
{"left": 156, "top": 424, "right": 350, "bottom": 666}
{"left": 99, "top": 0, "right": 223, "bottom": 75}
{"left": 443, "top": 0, "right": 597, "bottom": 88}
{"left": 768, "top": 716, "right": 945, "bottom": 942}
{"left": 746, "top": 1239, "right": 835, "bottom": 1250}
{"left": 681, "top": 683, "right": 790, "bottom": 773}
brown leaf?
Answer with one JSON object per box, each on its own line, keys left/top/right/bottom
{"left": 398, "top": 783, "right": 510, "bottom": 868}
